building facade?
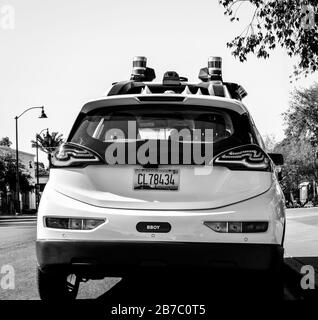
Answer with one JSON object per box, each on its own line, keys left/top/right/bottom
{"left": 0, "top": 146, "right": 36, "bottom": 214}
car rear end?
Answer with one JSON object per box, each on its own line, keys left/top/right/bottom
{"left": 36, "top": 95, "right": 285, "bottom": 279}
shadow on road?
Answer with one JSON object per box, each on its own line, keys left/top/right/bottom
{"left": 78, "top": 257, "right": 318, "bottom": 302}
{"left": 284, "top": 257, "right": 318, "bottom": 300}
{"left": 92, "top": 269, "right": 285, "bottom": 303}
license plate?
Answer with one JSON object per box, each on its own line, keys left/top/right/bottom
{"left": 133, "top": 169, "right": 179, "bottom": 191}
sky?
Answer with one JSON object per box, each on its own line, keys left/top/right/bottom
{"left": 0, "top": 0, "right": 317, "bottom": 165}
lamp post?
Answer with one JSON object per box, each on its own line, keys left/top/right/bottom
{"left": 15, "top": 106, "right": 47, "bottom": 214}
{"left": 35, "top": 128, "right": 49, "bottom": 211}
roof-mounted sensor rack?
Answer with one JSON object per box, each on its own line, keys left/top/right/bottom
{"left": 107, "top": 56, "right": 248, "bottom": 100}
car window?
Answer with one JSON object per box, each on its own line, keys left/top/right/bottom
{"left": 72, "top": 106, "right": 234, "bottom": 143}
{"left": 69, "top": 104, "right": 257, "bottom": 162}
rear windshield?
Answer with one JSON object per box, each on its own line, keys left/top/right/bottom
{"left": 69, "top": 105, "right": 257, "bottom": 164}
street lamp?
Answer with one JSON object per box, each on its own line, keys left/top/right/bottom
{"left": 35, "top": 128, "right": 49, "bottom": 211}
{"left": 15, "top": 106, "right": 47, "bottom": 214}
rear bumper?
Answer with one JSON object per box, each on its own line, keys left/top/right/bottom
{"left": 36, "top": 240, "right": 284, "bottom": 277}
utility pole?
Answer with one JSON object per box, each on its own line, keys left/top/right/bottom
{"left": 15, "top": 116, "right": 20, "bottom": 214}
{"left": 14, "top": 106, "right": 47, "bottom": 214}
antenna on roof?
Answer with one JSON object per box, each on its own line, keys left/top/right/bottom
{"left": 130, "top": 56, "right": 156, "bottom": 82}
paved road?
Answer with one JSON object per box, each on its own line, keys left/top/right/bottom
{"left": 285, "top": 207, "right": 318, "bottom": 258}
{"left": 0, "top": 208, "right": 317, "bottom": 300}
{"left": 0, "top": 220, "right": 119, "bottom": 300}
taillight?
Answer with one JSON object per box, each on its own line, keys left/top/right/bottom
{"left": 213, "top": 144, "right": 271, "bottom": 171}
{"left": 51, "top": 143, "right": 101, "bottom": 167}
{"left": 204, "top": 221, "right": 268, "bottom": 233}
{"left": 45, "top": 217, "right": 105, "bottom": 230}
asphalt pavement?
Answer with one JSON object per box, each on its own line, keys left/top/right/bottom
{"left": 0, "top": 208, "right": 317, "bottom": 300}
{"left": 285, "top": 207, "right": 318, "bottom": 257}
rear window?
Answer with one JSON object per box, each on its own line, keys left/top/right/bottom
{"left": 69, "top": 105, "right": 257, "bottom": 164}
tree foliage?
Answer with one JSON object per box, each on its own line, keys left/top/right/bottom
{"left": 274, "top": 134, "right": 316, "bottom": 193}
{"left": 31, "top": 131, "right": 64, "bottom": 166}
{"left": 0, "top": 137, "right": 12, "bottom": 147}
{"left": 0, "top": 154, "right": 32, "bottom": 194}
{"left": 219, "top": 0, "right": 318, "bottom": 77}
{"left": 263, "top": 133, "right": 277, "bottom": 153}
{"left": 283, "top": 82, "right": 318, "bottom": 143}
{"left": 274, "top": 83, "right": 318, "bottom": 193}
{"left": 35, "top": 162, "right": 49, "bottom": 176}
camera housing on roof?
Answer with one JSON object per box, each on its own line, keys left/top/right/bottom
{"left": 199, "top": 56, "right": 223, "bottom": 82}
{"left": 130, "top": 56, "right": 156, "bottom": 82}
{"left": 162, "top": 71, "right": 188, "bottom": 86}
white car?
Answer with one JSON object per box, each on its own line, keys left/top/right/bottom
{"left": 36, "top": 57, "right": 286, "bottom": 300}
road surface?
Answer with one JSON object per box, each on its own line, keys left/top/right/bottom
{"left": 0, "top": 208, "right": 317, "bottom": 300}
{"left": 285, "top": 207, "right": 318, "bottom": 257}
{"left": 0, "top": 218, "right": 119, "bottom": 300}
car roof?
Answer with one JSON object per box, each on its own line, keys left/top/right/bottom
{"left": 81, "top": 94, "right": 249, "bottom": 115}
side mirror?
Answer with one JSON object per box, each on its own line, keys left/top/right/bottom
{"left": 268, "top": 153, "right": 284, "bottom": 166}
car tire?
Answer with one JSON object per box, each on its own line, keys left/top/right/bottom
{"left": 37, "top": 267, "right": 80, "bottom": 301}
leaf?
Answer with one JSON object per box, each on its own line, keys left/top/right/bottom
{"left": 219, "top": 0, "right": 318, "bottom": 75}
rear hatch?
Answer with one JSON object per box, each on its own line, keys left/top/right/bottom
{"left": 51, "top": 101, "right": 272, "bottom": 210}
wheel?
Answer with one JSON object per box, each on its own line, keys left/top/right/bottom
{"left": 37, "top": 267, "right": 80, "bottom": 301}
